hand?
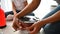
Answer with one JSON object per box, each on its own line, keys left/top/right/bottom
{"left": 26, "top": 23, "right": 41, "bottom": 34}
{"left": 12, "top": 17, "right": 24, "bottom": 31}
{"left": 12, "top": 17, "right": 31, "bottom": 31}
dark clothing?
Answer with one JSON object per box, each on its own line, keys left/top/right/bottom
{"left": 5, "top": 10, "right": 35, "bottom": 17}
{"left": 5, "top": 10, "right": 20, "bottom": 17}
{"left": 43, "top": 5, "right": 60, "bottom": 34}
{"left": 54, "top": 0, "right": 60, "bottom": 5}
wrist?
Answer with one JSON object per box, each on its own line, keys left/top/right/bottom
{"left": 36, "top": 20, "right": 45, "bottom": 27}
{"left": 15, "top": 13, "right": 21, "bottom": 19}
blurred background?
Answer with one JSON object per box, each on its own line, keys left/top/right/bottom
{"left": 1, "top": 0, "right": 58, "bottom": 19}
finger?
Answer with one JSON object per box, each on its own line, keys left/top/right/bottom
{"left": 12, "top": 21, "right": 19, "bottom": 31}
{"left": 30, "top": 27, "right": 38, "bottom": 34}
{"left": 13, "top": 26, "right": 17, "bottom": 31}
{"left": 25, "top": 27, "right": 30, "bottom": 31}
{"left": 30, "top": 26, "right": 41, "bottom": 34}
{"left": 12, "top": 24, "right": 18, "bottom": 31}
{"left": 28, "top": 25, "right": 35, "bottom": 31}
{"left": 25, "top": 26, "right": 34, "bottom": 31}
{"left": 17, "top": 26, "right": 23, "bottom": 30}
{"left": 16, "top": 21, "right": 25, "bottom": 30}
{"left": 17, "top": 20, "right": 27, "bottom": 30}
{"left": 12, "top": 17, "right": 19, "bottom": 31}
{"left": 16, "top": 22, "right": 22, "bottom": 28}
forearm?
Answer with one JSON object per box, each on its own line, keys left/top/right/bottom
{"left": 12, "top": 2, "right": 17, "bottom": 15}
{"left": 36, "top": 11, "right": 60, "bottom": 27}
{"left": 16, "top": 0, "right": 41, "bottom": 18}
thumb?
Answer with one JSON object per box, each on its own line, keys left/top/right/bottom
{"left": 30, "top": 26, "right": 41, "bottom": 34}
{"left": 25, "top": 25, "right": 34, "bottom": 31}
{"left": 30, "top": 27, "right": 38, "bottom": 34}
{"left": 25, "top": 27, "right": 31, "bottom": 31}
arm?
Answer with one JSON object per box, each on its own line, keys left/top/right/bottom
{"left": 26, "top": 11, "right": 60, "bottom": 34}
{"left": 16, "top": 0, "right": 41, "bottom": 18}
{"left": 35, "top": 11, "right": 60, "bottom": 27}
{"left": 12, "top": 2, "right": 17, "bottom": 15}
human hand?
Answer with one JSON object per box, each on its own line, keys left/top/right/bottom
{"left": 12, "top": 17, "right": 25, "bottom": 31}
{"left": 12, "top": 17, "right": 32, "bottom": 31}
{"left": 26, "top": 23, "right": 41, "bottom": 34}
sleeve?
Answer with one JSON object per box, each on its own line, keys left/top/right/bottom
{"left": 43, "top": 5, "right": 60, "bottom": 19}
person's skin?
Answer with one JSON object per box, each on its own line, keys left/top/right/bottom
{"left": 12, "top": 0, "right": 28, "bottom": 30}
{"left": 12, "top": 0, "right": 41, "bottom": 31}
{"left": 26, "top": 11, "right": 60, "bottom": 34}
{"left": 12, "top": 2, "right": 16, "bottom": 15}
{"left": 13, "top": 0, "right": 60, "bottom": 34}
{"left": 12, "top": 0, "right": 28, "bottom": 16}
{"left": 12, "top": 0, "right": 60, "bottom": 34}
{"left": 15, "top": 0, "right": 41, "bottom": 18}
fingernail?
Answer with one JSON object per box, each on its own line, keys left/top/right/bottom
{"left": 19, "top": 26, "right": 22, "bottom": 29}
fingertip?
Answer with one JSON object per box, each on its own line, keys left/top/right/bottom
{"left": 13, "top": 26, "right": 18, "bottom": 31}
{"left": 19, "top": 23, "right": 21, "bottom": 25}
{"left": 25, "top": 27, "right": 30, "bottom": 31}
{"left": 19, "top": 26, "right": 22, "bottom": 29}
